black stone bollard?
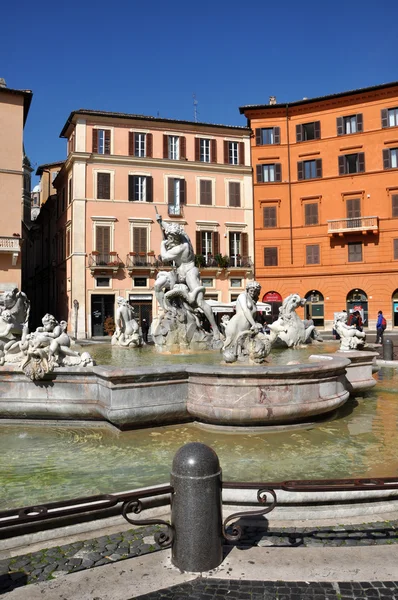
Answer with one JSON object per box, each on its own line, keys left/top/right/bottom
{"left": 383, "top": 338, "right": 394, "bottom": 361}
{"left": 171, "top": 442, "right": 223, "bottom": 572}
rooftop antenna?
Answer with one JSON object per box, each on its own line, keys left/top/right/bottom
{"left": 193, "top": 93, "right": 198, "bottom": 123}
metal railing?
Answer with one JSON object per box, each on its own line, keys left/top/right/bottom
{"left": 0, "top": 236, "right": 21, "bottom": 252}
{"left": 88, "top": 253, "right": 123, "bottom": 268}
{"left": 168, "top": 205, "right": 183, "bottom": 217}
{"left": 327, "top": 216, "right": 378, "bottom": 234}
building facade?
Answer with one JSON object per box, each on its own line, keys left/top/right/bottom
{"left": 241, "top": 81, "right": 398, "bottom": 329}
{"left": 0, "top": 79, "right": 32, "bottom": 292}
{"left": 52, "top": 110, "right": 252, "bottom": 338}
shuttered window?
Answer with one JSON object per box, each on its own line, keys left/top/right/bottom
{"left": 256, "top": 163, "right": 281, "bottom": 183}
{"left": 338, "top": 153, "right": 365, "bottom": 175}
{"left": 381, "top": 107, "right": 398, "bottom": 128}
{"left": 95, "top": 226, "right": 111, "bottom": 254}
{"left": 304, "top": 203, "right": 319, "bottom": 225}
{"left": 298, "top": 159, "right": 322, "bottom": 180}
{"left": 306, "top": 244, "right": 320, "bottom": 265}
{"left": 394, "top": 239, "right": 398, "bottom": 260}
{"left": 383, "top": 148, "right": 398, "bottom": 170}
{"left": 97, "top": 173, "right": 111, "bottom": 199}
{"left": 392, "top": 194, "right": 398, "bottom": 218}
{"left": 348, "top": 242, "right": 363, "bottom": 262}
{"left": 128, "top": 175, "right": 153, "bottom": 202}
{"left": 346, "top": 198, "right": 361, "bottom": 219}
{"left": 229, "top": 182, "right": 241, "bottom": 207}
{"left": 296, "top": 121, "right": 321, "bottom": 142}
{"left": 132, "top": 227, "right": 148, "bottom": 254}
{"left": 337, "top": 114, "right": 363, "bottom": 135}
{"left": 263, "top": 206, "right": 277, "bottom": 228}
{"left": 264, "top": 247, "right": 278, "bottom": 266}
{"left": 255, "top": 127, "right": 280, "bottom": 145}
{"left": 92, "top": 129, "right": 111, "bottom": 154}
{"left": 200, "top": 180, "right": 212, "bottom": 205}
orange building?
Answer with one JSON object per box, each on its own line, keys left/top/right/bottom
{"left": 240, "top": 81, "right": 398, "bottom": 329}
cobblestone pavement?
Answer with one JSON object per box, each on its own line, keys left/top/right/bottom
{"left": 1, "top": 520, "right": 398, "bottom": 595}
{"left": 134, "top": 579, "right": 398, "bottom": 599}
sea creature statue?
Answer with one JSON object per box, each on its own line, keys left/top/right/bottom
{"left": 334, "top": 311, "right": 366, "bottom": 351}
{"left": 269, "top": 293, "right": 315, "bottom": 348}
{"left": 222, "top": 281, "right": 282, "bottom": 364}
{"left": 2, "top": 313, "right": 94, "bottom": 380}
{"left": 152, "top": 214, "right": 222, "bottom": 351}
{"left": 0, "top": 288, "right": 30, "bottom": 338}
{"left": 112, "top": 297, "right": 142, "bottom": 347}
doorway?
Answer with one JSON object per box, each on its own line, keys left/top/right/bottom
{"left": 392, "top": 290, "right": 398, "bottom": 327}
{"left": 129, "top": 294, "right": 153, "bottom": 330}
{"left": 262, "top": 291, "right": 282, "bottom": 323}
{"left": 91, "top": 294, "right": 115, "bottom": 337}
{"left": 304, "top": 291, "right": 324, "bottom": 327}
{"left": 346, "top": 289, "right": 368, "bottom": 326}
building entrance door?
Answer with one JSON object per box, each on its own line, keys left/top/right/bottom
{"left": 129, "top": 294, "right": 153, "bottom": 330}
{"left": 392, "top": 290, "right": 398, "bottom": 327}
{"left": 304, "top": 291, "right": 324, "bottom": 327}
{"left": 91, "top": 295, "right": 115, "bottom": 337}
{"left": 262, "top": 291, "right": 282, "bottom": 322}
{"left": 346, "top": 289, "right": 368, "bottom": 326}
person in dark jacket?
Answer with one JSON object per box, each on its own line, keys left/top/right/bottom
{"left": 141, "top": 319, "right": 149, "bottom": 343}
{"left": 376, "top": 310, "right": 385, "bottom": 344}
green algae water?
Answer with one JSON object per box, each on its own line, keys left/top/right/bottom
{"left": 1, "top": 343, "right": 397, "bottom": 510}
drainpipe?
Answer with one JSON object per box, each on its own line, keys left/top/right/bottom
{"left": 286, "top": 104, "right": 293, "bottom": 264}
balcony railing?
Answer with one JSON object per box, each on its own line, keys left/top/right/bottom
{"left": 88, "top": 252, "right": 123, "bottom": 272}
{"left": 126, "top": 253, "right": 173, "bottom": 270}
{"left": 327, "top": 216, "right": 379, "bottom": 234}
{"left": 227, "top": 255, "right": 253, "bottom": 269}
{"left": 0, "top": 236, "right": 21, "bottom": 252}
{"left": 168, "top": 205, "right": 183, "bottom": 217}
{"left": 195, "top": 254, "right": 253, "bottom": 270}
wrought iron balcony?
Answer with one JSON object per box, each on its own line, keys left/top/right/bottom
{"left": 327, "top": 216, "right": 379, "bottom": 235}
{"left": 88, "top": 252, "right": 123, "bottom": 274}
{"left": 227, "top": 255, "right": 253, "bottom": 269}
{"left": 195, "top": 254, "right": 253, "bottom": 271}
{"left": 168, "top": 205, "right": 183, "bottom": 217}
{"left": 126, "top": 253, "right": 174, "bottom": 271}
{"left": 0, "top": 236, "right": 21, "bottom": 265}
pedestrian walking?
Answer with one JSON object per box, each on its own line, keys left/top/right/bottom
{"left": 376, "top": 310, "right": 386, "bottom": 344}
{"left": 141, "top": 318, "right": 149, "bottom": 343}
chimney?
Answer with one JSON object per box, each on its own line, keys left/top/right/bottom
{"left": 269, "top": 96, "right": 277, "bottom": 105}
{"left": 0, "top": 78, "right": 6, "bottom": 88}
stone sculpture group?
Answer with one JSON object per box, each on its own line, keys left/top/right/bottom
{"left": 112, "top": 297, "right": 142, "bottom": 347}
{"left": 334, "top": 311, "right": 366, "bottom": 351}
{"left": 0, "top": 289, "right": 94, "bottom": 380}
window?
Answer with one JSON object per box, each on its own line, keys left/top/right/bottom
{"left": 255, "top": 127, "right": 280, "bottom": 145}
{"left": 338, "top": 153, "right": 365, "bottom": 175}
{"left": 201, "top": 231, "right": 213, "bottom": 256}
{"left": 392, "top": 194, "right": 398, "bottom": 217}
{"left": 348, "top": 242, "right": 363, "bottom": 262}
{"left": 199, "top": 179, "right": 212, "bottom": 205}
{"left": 68, "top": 178, "right": 72, "bottom": 205}
{"left": 132, "top": 227, "right": 148, "bottom": 254}
{"left": 196, "top": 231, "right": 220, "bottom": 258}
{"left": 394, "top": 240, "right": 398, "bottom": 260}
{"left": 256, "top": 163, "right": 281, "bottom": 183}
{"left": 201, "top": 278, "right": 214, "bottom": 287}
{"left": 133, "top": 277, "right": 147, "bottom": 287}
{"left": 128, "top": 132, "right": 153, "bottom": 158}
{"left": 383, "top": 148, "right": 398, "bottom": 170}
{"left": 195, "top": 138, "right": 216, "bottom": 163}
{"left": 224, "top": 140, "right": 245, "bottom": 165}
{"left": 229, "top": 141, "right": 238, "bottom": 164}
{"left": 128, "top": 175, "right": 153, "bottom": 202}
{"left": 95, "top": 225, "right": 111, "bottom": 254}
{"left": 337, "top": 114, "right": 363, "bottom": 135}
{"left": 346, "top": 198, "right": 361, "bottom": 219}
{"left": 97, "top": 173, "right": 111, "bottom": 199}
{"left": 230, "top": 278, "right": 242, "bottom": 288}
{"left": 306, "top": 244, "right": 320, "bottom": 265}
{"left": 168, "top": 178, "right": 186, "bottom": 215}
{"left": 164, "top": 135, "right": 186, "bottom": 160}
{"left": 304, "top": 203, "right": 319, "bottom": 225}
{"left": 296, "top": 121, "right": 321, "bottom": 142}
{"left": 229, "top": 232, "right": 241, "bottom": 265}
{"left": 263, "top": 206, "right": 277, "bottom": 228}
{"left": 92, "top": 129, "right": 110, "bottom": 154}
{"left": 96, "top": 277, "right": 111, "bottom": 288}
{"left": 229, "top": 182, "right": 241, "bottom": 207}
{"left": 382, "top": 107, "right": 398, "bottom": 128}
{"left": 297, "top": 159, "right": 322, "bottom": 180}
{"left": 66, "top": 228, "right": 71, "bottom": 257}
{"left": 264, "top": 247, "right": 278, "bottom": 266}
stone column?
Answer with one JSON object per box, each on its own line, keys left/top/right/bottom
{"left": 171, "top": 442, "right": 223, "bottom": 572}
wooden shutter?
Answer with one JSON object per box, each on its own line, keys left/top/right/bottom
{"left": 104, "top": 130, "right": 111, "bottom": 154}
{"left": 392, "top": 194, "right": 398, "bottom": 217}
{"left": 96, "top": 226, "right": 110, "bottom": 254}
{"left": 394, "top": 239, "right": 398, "bottom": 260}
{"left": 347, "top": 198, "right": 361, "bottom": 218}
{"left": 263, "top": 206, "right": 277, "bottom": 227}
{"left": 314, "top": 121, "right": 321, "bottom": 139}
{"left": 297, "top": 161, "right": 304, "bottom": 180}
{"left": 348, "top": 243, "right": 362, "bottom": 262}
{"left": 128, "top": 175, "right": 135, "bottom": 201}
{"left": 128, "top": 132, "right": 134, "bottom": 155}
{"left": 200, "top": 180, "right": 212, "bottom": 205}
{"left": 180, "top": 136, "right": 186, "bottom": 159}
{"left": 133, "top": 227, "right": 147, "bottom": 253}
{"left": 275, "top": 163, "right": 282, "bottom": 182}
{"left": 241, "top": 232, "right": 248, "bottom": 257}
{"left": 163, "top": 135, "right": 168, "bottom": 159}
{"left": 224, "top": 140, "right": 229, "bottom": 164}
{"left": 146, "top": 133, "right": 153, "bottom": 157}
{"left": 212, "top": 231, "right": 220, "bottom": 255}
{"left": 255, "top": 129, "right": 262, "bottom": 145}
{"left": 358, "top": 152, "right": 365, "bottom": 173}
{"left": 336, "top": 117, "right": 344, "bottom": 136}
{"left": 195, "top": 138, "right": 200, "bottom": 161}
{"left": 211, "top": 139, "right": 217, "bottom": 163}
{"left": 92, "top": 129, "right": 98, "bottom": 153}
{"left": 356, "top": 114, "right": 363, "bottom": 132}
{"left": 146, "top": 176, "right": 153, "bottom": 202}
{"left": 306, "top": 244, "right": 320, "bottom": 264}
{"left": 381, "top": 109, "right": 388, "bottom": 128}
{"left": 316, "top": 159, "right": 322, "bottom": 178}
{"left": 383, "top": 149, "right": 391, "bottom": 169}
{"left": 264, "top": 247, "right": 277, "bottom": 266}
{"left": 179, "top": 179, "right": 186, "bottom": 204}
{"left": 256, "top": 164, "right": 263, "bottom": 183}
{"left": 168, "top": 178, "right": 175, "bottom": 205}
{"left": 305, "top": 203, "right": 318, "bottom": 225}
{"left": 229, "top": 182, "right": 241, "bottom": 207}
{"left": 296, "top": 124, "right": 303, "bottom": 142}
{"left": 338, "top": 155, "right": 346, "bottom": 175}
{"left": 196, "top": 231, "right": 201, "bottom": 253}
{"left": 239, "top": 141, "right": 245, "bottom": 165}
{"left": 97, "top": 173, "right": 110, "bottom": 199}
{"left": 274, "top": 127, "right": 280, "bottom": 144}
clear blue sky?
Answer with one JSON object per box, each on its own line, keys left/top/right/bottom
{"left": 1, "top": 0, "right": 397, "bottom": 183}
